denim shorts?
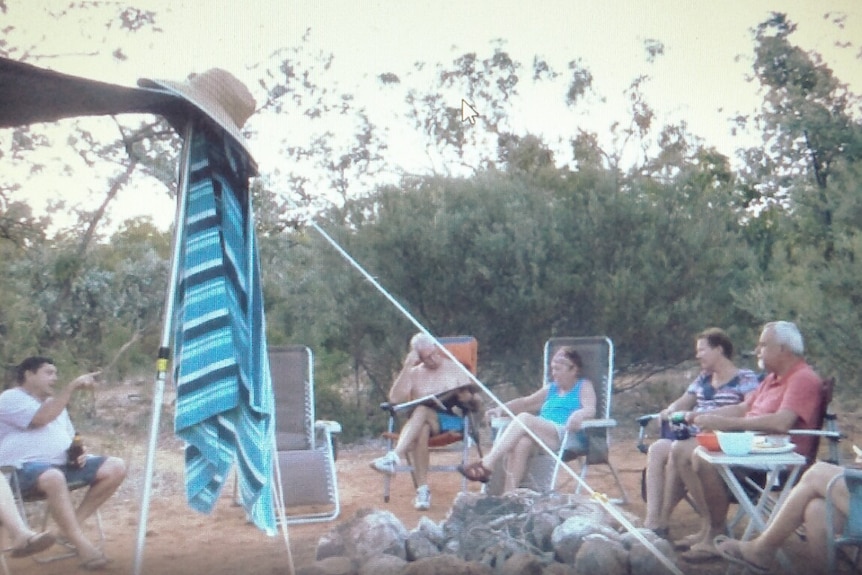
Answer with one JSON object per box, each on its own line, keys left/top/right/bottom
{"left": 15, "top": 456, "right": 106, "bottom": 497}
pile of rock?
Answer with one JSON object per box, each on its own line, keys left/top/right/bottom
{"left": 299, "top": 489, "right": 676, "bottom": 575}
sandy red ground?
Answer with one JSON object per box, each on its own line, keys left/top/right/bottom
{"left": 5, "top": 433, "right": 852, "bottom": 575}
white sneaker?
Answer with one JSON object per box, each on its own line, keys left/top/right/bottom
{"left": 370, "top": 451, "right": 400, "bottom": 474}
{"left": 414, "top": 485, "right": 431, "bottom": 510}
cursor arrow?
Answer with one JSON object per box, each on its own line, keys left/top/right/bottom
{"left": 461, "top": 99, "right": 479, "bottom": 125}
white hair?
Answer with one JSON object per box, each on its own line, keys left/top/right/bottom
{"left": 410, "top": 332, "right": 436, "bottom": 351}
{"left": 766, "top": 321, "right": 804, "bottom": 356}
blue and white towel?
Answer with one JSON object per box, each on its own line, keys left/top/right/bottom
{"left": 172, "top": 122, "right": 275, "bottom": 535}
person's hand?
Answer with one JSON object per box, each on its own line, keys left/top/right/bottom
{"left": 74, "top": 445, "right": 88, "bottom": 467}
{"left": 692, "top": 413, "right": 720, "bottom": 430}
{"left": 70, "top": 371, "right": 100, "bottom": 391}
{"left": 404, "top": 349, "right": 421, "bottom": 367}
{"left": 485, "top": 406, "right": 503, "bottom": 422}
{"left": 659, "top": 408, "right": 670, "bottom": 421}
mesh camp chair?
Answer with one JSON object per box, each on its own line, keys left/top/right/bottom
{"left": 826, "top": 466, "right": 862, "bottom": 573}
{"left": 378, "top": 335, "right": 481, "bottom": 503}
{"left": 269, "top": 345, "right": 342, "bottom": 524}
{"left": 486, "top": 336, "right": 629, "bottom": 503}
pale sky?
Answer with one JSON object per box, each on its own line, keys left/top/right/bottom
{"left": 5, "top": 0, "right": 862, "bottom": 230}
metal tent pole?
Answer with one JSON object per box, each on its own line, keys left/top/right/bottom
{"left": 133, "top": 121, "right": 194, "bottom": 575}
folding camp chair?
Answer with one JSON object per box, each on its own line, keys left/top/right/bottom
{"left": 826, "top": 466, "right": 862, "bottom": 573}
{"left": 378, "top": 335, "right": 481, "bottom": 503}
{"left": 269, "top": 345, "right": 342, "bottom": 524}
{"left": 1, "top": 466, "right": 104, "bottom": 565}
{"left": 486, "top": 336, "right": 629, "bottom": 503}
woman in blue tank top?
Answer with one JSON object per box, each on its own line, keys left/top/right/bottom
{"left": 458, "top": 346, "right": 596, "bottom": 492}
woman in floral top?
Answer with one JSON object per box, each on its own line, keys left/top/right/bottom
{"left": 643, "top": 327, "right": 759, "bottom": 547}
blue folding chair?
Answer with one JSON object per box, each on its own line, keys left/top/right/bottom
{"left": 826, "top": 466, "right": 862, "bottom": 573}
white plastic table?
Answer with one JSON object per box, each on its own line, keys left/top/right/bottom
{"left": 696, "top": 446, "right": 806, "bottom": 539}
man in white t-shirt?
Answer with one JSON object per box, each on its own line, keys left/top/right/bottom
{"left": 0, "top": 356, "right": 126, "bottom": 569}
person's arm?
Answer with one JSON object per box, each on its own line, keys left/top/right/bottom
{"left": 720, "top": 369, "right": 821, "bottom": 433}
{"left": 565, "top": 380, "right": 597, "bottom": 431}
{"left": 694, "top": 408, "right": 797, "bottom": 433}
{"left": 388, "top": 349, "right": 420, "bottom": 404}
{"left": 487, "top": 387, "right": 547, "bottom": 419}
{"left": 659, "top": 392, "right": 697, "bottom": 420}
{"left": 29, "top": 372, "right": 98, "bottom": 428}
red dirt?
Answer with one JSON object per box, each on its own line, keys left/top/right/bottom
{"left": 6, "top": 429, "right": 854, "bottom": 575}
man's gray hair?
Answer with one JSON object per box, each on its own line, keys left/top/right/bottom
{"left": 766, "top": 320, "right": 804, "bottom": 355}
{"left": 410, "top": 332, "right": 436, "bottom": 350}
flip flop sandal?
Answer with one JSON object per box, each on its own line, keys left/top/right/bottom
{"left": 9, "top": 532, "right": 56, "bottom": 558}
{"left": 457, "top": 461, "right": 493, "bottom": 483}
{"left": 714, "top": 535, "right": 769, "bottom": 575}
{"left": 672, "top": 532, "right": 702, "bottom": 551}
{"left": 79, "top": 554, "right": 110, "bottom": 571}
{"left": 681, "top": 543, "right": 721, "bottom": 563}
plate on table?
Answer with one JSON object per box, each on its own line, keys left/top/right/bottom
{"left": 749, "top": 444, "right": 796, "bottom": 454}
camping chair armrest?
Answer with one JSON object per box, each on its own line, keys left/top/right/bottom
{"left": 636, "top": 413, "right": 660, "bottom": 427}
{"left": 315, "top": 420, "right": 342, "bottom": 435}
{"left": 789, "top": 428, "right": 843, "bottom": 464}
{"left": 788, "top": 429, "right": 842, "bottom": 439}
{"left": 581, "top": 418, "right": 616, "bottom": 429}
{"left": 387, "top": 394, "right": 448, "bottom": 413}
{"left": 314, "top": 420, "right": 341, "bottom": 461}
{"left": 635, "top": 413, "right": 661, "bottom": 454}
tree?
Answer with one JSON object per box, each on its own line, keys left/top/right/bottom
{"left": 736, "top": 13, "right": 862, "bottom": 393}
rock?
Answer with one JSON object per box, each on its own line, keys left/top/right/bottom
{"left": 415, "top": 515, "right": 445, "bottom": 547}
{"left": 405, "top": 531, "right": 440, "bottom": 561}
{"left": 551, "top": 514, "right": 620, "bottom": 564}
{"left": 296, "top": 556, "right": 357, "bottom": 575}
{"left": 357, "top": 554, "right": 406, "bottom": 575}
{"left": 401, "top": 555, "right": 493, "bottom": 575}
{"left": 310, "top": 492, "right": 674, "bottom": 575}
{"left": 573, "top": 536, "right": 627, "bottom": 575}
{"left": 525, "top": 510, "right": 563, "bottom": 552}
{"left": 543, "top": 562, "right": 577, "bottom": 575}
{"left": 316, "top": 509, "right": 408, "bottom": 562}
{"left": 500, "top": 552, "right": 545, "bottom": 575}
{"left": 624, "top": 532, "right": 676, "bottom": 575}
{"left": 474, "top": 537, "right": 534, "bottom": 571}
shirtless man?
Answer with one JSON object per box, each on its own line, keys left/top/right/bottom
{"left": 370, "top": 333, "right": 474, "bottom": 510}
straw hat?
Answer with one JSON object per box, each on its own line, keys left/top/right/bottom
{"left": 138, "top": 68, "right": 256, "bottom": 163}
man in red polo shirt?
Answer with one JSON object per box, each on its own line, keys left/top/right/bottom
{"left": 680, "top": 321, "right": 822, "bottom": 561}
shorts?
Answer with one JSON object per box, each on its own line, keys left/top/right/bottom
{"left": 14, "top": 456, "right": 106, "bottom": 498}
{"left": 437, "top": 412, "right": 464, "bottom": 434}
{"left": 555, "top": 425, "right": 589, "bottom": 453}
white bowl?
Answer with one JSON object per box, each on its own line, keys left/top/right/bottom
{"left": 716, "top": 431, "right": 756, "bottom": 456}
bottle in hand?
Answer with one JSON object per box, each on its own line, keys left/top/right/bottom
{"left": 67, "top": 433, "right": 85, "bottom": 469}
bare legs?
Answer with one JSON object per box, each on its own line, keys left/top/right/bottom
{"left": 667, "top": 439, "right": 707, "bottom": 541}
{"left": 37, "top": 457, "right": 126, "bottom": 562}
{"left": 716, "top": 462, "right": 847, "bottom": 568}
{"left": 643, "top": 438, "right": 672, "bottom": 530}
{"left": 643, "top": 438, "right": 701, "bottom": 536}
{"left": 690, "top": 449, "right": 732, "bottom": 550}
{"left": 0, "top": 474, "right": 47, "bottom": 550}
{"left": 391, "top": 405, "right": 439, "bottom": 487}
{"left": 482, "top": 413, "right": 561, "bottom": 493}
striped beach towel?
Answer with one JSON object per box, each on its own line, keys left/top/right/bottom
{"left": 172, "top": 121, "right": 275, "bottom": 535}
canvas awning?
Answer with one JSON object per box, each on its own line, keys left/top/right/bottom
{"left": 1, "top": 56, "right": 196, "bottom": 133}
